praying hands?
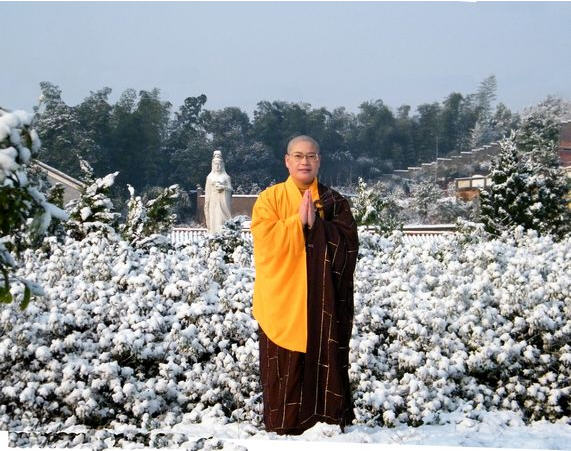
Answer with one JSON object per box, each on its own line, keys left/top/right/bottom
{"left": 299, "top": 189, "right": 316, "bottom": 228}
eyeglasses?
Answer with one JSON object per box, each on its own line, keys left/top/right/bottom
{"left": 288, "top": 152, "right": 320, "bottom": 162}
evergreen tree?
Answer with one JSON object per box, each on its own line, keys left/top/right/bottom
{"left": 165, "top": 95, "right": 212, "bottom": 190}
{"left": 120, "top": 184, "right": 180, "bottom": 248}
{"left": 353, "top": 100, "right": 397, "bottom": 177}
{"left": 513, "top": 98, "right": 570, "bottom": 238}
{"left": 351, "top": 178, "right": 403, "bottom": 234}
{"left": 44, "top": 183, "right": 67, "bottom": 243}
{"left": 66, "top": 160, "right": 120, "bottom": 241}
{"left": 480, "top": 138, "right": 535, "bottom": 234}
{"left": 490, "top": 102, "right": 519, "bottom": 142}
{"left": 75, "top": 87, "right": 113, "bottom": 175}
{"left": 480, "top": 104, "right": 570, "bottom": 239}
{"left": 413, "top": 102, "right": 441, "bottom": 164}
{"left": 469, "top": 76, "right": 498, "bottom": 148}
{"left": 34, "top": 81, "right": 93, "bottom": 178}
{"left": 108, "top": 89, "right": 172, "bottom": 195}
{"left": 514, "top": 96, "right": 563, "bottom": 155}
{"left": 475, "top": 75, "right": 498, "bottom": 121}
{"left": 439, "top": 93, "right": 464, "bottom": 156}
{"left": 410, "top": 180, "right": 443, "bottom": 223}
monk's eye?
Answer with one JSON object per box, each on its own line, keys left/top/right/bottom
{"left": 291, "top": 153, "right": 319, "bottom": 162}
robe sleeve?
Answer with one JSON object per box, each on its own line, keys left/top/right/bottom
{"left": 251, "top": 191, "right": 305, "bottom": 261}
{"left": 304, "top": 191, "right": 358, "bottom": 331}
{"left": 251, "top": 188, "right": 309, "bottom": 352}
{"left": 305, "top": 194, "right": 358, "bottom": 288}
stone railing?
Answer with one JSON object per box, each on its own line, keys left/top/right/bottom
{"left": 169, "top": 228, "right": 252, "bottom": 246}
{"left": 169, "top": 224, "right": 456, "bottom": 246}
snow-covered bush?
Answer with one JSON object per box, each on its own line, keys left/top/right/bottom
{"left": 351, "top": 227, "right": 570, "bottom": 426}
{"left": 432, "top": 196, "right": 478, "bottom": 224}
{"left": 0, "top": 107, "right": 67, "bottom": 308}
{"left": 206, "top": 215, "right": 253, "bottom": 265}
{"left": 0, "top": 228, "right": 260, "bottom": 439}
{"left": 65, "top": 160, "right": 120, "bottom": 241}
{"left": 0, "top": 225, "right": 568, "bottom": 445}
{"left": 43, "top": 183, "right": 67, "bottom": 244}
{"left": 351, "top": 178, "right": 403, "bottom": 233}
{"left": 120, "top": 184, "right": 180, "bottom": 248}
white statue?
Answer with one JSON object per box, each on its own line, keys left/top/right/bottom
{"left": 204, "top": 150, "right": 232, "bottom": 234}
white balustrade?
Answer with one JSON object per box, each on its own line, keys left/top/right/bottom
{"left": 169, "top": 225, "right": 453, "bottom": 246}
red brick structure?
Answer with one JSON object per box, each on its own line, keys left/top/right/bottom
{"left": 559, "top": 120, "right": 571, "bottom": 167}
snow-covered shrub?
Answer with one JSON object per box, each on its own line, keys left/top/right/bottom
{"left": 43, "top": 183, "right": 67, "bottom": 243}
{"left": 0, "top": 107, "right": 67, "bottom": 308}
{"left": 65, "top": 160, "right": 120, "bottom": 241}
{"left": 351, "top": 177, "right": 403, "bottom": 233}
{"left": 120, "top": 184, "right": 180, "bottom": 248}
{"left": 0, "top": 229, "right": 260, "bottom": 437}
{"left": 351, "top": 227, "right": 570, "bottom": 426}
{"left": 206, "top": 216, "right": 253, "bottom": 265}
{"left": 0, "top": 225, "right": 568, "bottom": 442}
{"left": 408, "top": 180, "right": 443, "bottom": 224}
{"left": 432, "top": 196, "right": 478, "bottom": 224}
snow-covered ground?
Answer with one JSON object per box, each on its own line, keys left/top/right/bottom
{"left": 3, "top": 409, "right": 570, "bottom": 450}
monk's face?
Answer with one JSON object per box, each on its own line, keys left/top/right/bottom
{"left": 285, "top": 140, "right": 320, "bottom": 186}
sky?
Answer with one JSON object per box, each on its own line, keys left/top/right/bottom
{"left": 1, "top": 1, "right": 571, "bottom": 118}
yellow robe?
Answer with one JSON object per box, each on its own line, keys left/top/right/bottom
{"left": 251, "top": 176, "right": 320, "bottom": 353}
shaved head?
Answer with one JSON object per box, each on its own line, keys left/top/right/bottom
{"left": 286, "top": 135, "right": 320, "bottom": 154}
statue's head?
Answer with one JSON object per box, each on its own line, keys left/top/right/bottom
{"left": 212, "top": 150, "right": 224, "bottom": 173}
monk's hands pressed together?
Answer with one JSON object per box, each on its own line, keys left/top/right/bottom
{"left": 299, "top": 190, "right": 315, "bottom": 228}
{"left": 299, "top": 190, "right": 308, "bottom": 226}
{"left": 306, "top": 191, "right": 315, "bottom": 229}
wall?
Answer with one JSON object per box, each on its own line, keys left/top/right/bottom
{"left": 196, "top": 194, "right": 258, "bottom": 226}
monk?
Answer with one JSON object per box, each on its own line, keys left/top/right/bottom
{"left": 251, "top": 135, "right": 359, "bottom": 435}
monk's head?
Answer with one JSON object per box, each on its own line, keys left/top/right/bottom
{"left": 285, "top": 135, "right": 321, "bottom": 187}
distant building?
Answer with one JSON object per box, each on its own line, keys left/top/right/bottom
{"left": 33, "top": 160, "right": 84, "bottom": 204}
{"left": 455, "top": 175, "right": 492, "bottom": 201}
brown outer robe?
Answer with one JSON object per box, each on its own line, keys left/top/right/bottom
{"left": 258, "top": 182, "right": 359, "bottom": 435}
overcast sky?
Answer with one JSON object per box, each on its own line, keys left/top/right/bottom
{"left": 1, "top": 1, "right": 570, "bottom": 117}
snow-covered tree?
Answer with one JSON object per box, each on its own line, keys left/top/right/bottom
{"left": 490, "top": 102, "right": 519, "bottom": 141}
{"left": 45, "top": 183, "right": 66, "bottom": 237}
{"left": 480, "top": 99, "right": 570, "bottom": 239}
{"left": 0, "top": 108, "right": 67, "bottom": 308}
{"left": 120, "top": 184, "right": 180, "bottom": 248}
{"left": 351, "top": 178, "right": 403, "bottom": 233}
{"left": 34, "top": 82, "right": 93, "bottom": 178}
{"left": 514, "top": 96, "right": 568, "bottom": 154}
{"left": 409, "top": 180, "right": 443, "bottom": 224}
{"left": 469, "top": 75, "right": 499, "bottom": 147}
{"left": 434, "top": 196, "right": 478, "bottom": 224}
{"left": 480, "top": 139, "right": 533, "bottom": 234}
{"left": 65, "top": 160, "right": 120, "bottom": 241}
